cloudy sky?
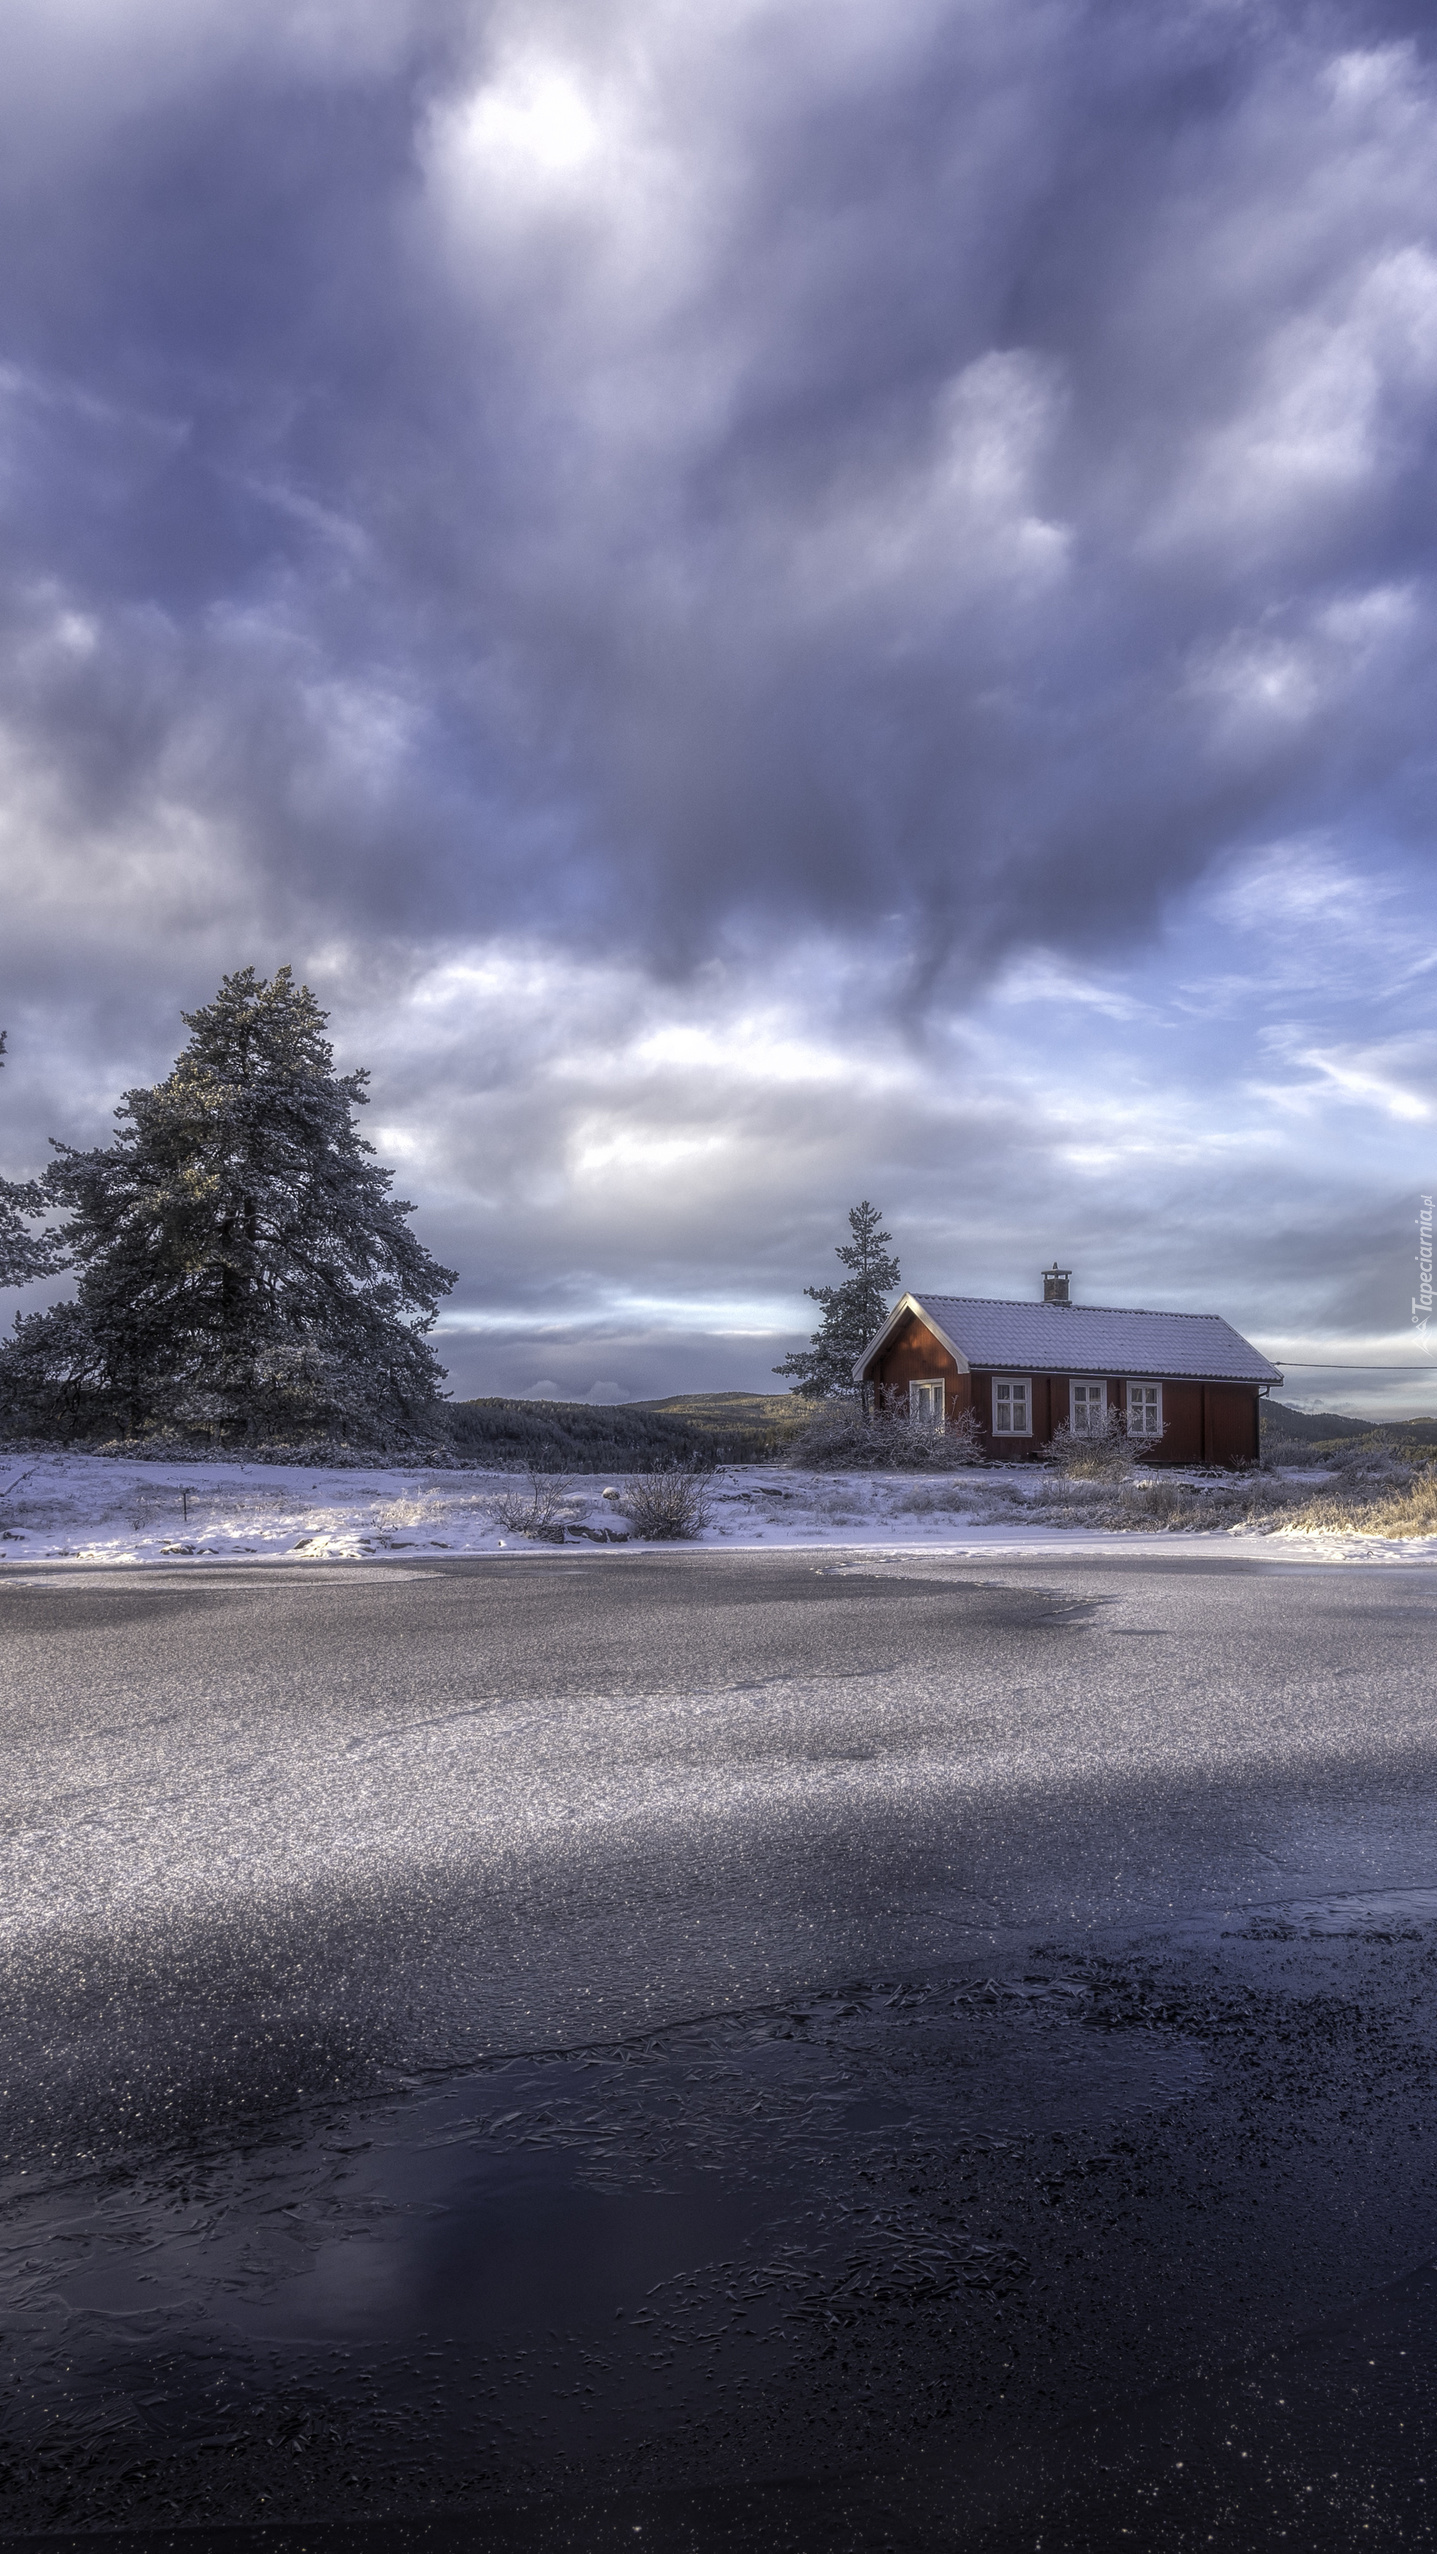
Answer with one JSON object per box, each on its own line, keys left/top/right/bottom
{"left": 1, "top": 0, "right": 1434, "bottom": 1412}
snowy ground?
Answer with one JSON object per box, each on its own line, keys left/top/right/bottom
{"left": 0, "top": 1449, "right": 1431, "bottom": 1565}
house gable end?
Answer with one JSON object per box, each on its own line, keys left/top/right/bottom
{"left": 854, "top": 1294, "right": 970, "bottom": 1384}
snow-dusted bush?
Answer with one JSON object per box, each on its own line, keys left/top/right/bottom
{"left": 493, "top": 1471, "right": 567, "bottom": 1539}
{"left": 621, "top": 1469, "right": 712, "bottom": 1539}
{"left": 791, "top": 1400, "right": 985, "bottom": 1470}
{"left": 1047, "top": 1412, "right": 1133, "bottom": 1480}
{"left": 375, "top": 1491, "right": 449, "bottom": 1529}
{"left": 1323, "top": 1435, "right": 1415, "bottom": 1488}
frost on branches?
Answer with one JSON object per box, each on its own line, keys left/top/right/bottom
{"left": 0, "top": 969, "right": 457, "bottom": 1449}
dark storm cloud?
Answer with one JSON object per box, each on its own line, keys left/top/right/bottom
{"left": 0, "top": 0, "right": 1433, "bottom": 1415}
{"left": 3, "top": 0, "right": 1436, "bottom": 983}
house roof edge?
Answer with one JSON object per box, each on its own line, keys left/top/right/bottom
{"left": 855, "top": 1289, "right": 1281, "bottom": 1385}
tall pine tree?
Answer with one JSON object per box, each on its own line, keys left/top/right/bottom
{"left": 0, "top": 1031, "right": 62, "bottom": 1289}
{"left": 773, "top": 1200, "right": 900, "bottom": 1399}
{"left": 0, "top": 970, "right": 457, "bottom": 1445}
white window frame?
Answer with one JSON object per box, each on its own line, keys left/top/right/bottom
{"left": 992, "top": 1376, "right": 1031, "bottom": 1436}
{"left": 1125, "top": 1380, "right": 1163, "bottom": 1438}
{"left": 1069, "top": 1379, "right": 1108, "bottom": 1435}
{"left": 909, "top": 1379, "right": 945, "bottom": 1430}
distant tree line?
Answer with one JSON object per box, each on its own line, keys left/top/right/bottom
{"left": 445, "top": 1397, "right": 788, "bottom": 1469}
{"left": 0, "top": 970, "right": 456, "bottom": 1449}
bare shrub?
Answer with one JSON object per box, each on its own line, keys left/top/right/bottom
{"left": 1323, "top": 1435, "right": 1416, "bottom": 1488}
{"left": 621, "top": 1469, "right": 712, "bottom": 1539}
{"left": 791, "top": 1400, "right": 985, "bottom": 1471}
{"left": 493, "top": 1470, "right": 567, "bottom": 1539}
{"left": 1112, "top": 1478, "right": 1208, "bottom": 1526}
{"left": 1047, "top": 1412, "right": 1132, "bottom": 1481}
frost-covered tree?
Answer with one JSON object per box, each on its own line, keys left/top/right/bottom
{"left": 773, "top": 1200, "right": 901, "bottom": 1399}
{"left": 0, "top": 1031, "right": 62, "bottom": 1289}
{"left": 0, "top": 969, "right": 457, "bottom": 1445}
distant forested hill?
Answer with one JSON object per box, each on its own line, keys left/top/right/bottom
{"left": 1262, "top": 1403, "right": 1437, "bottom": 1453}
{"left": 445, "top": 1392, "right": 799, "bottom": 1469}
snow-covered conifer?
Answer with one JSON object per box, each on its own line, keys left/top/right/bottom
{"left": 0, "top": 969, "right": 456, "bottom": 1446}
{"left": 773, "top": 1200, "right": 900, "bottom": 1399}
{"left": 0, "top": 1031, "right": 63, "bottom": 1290}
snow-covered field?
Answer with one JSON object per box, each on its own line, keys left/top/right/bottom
{"left": 0, "top": 1451, "right": 1432, "bottom": 1566}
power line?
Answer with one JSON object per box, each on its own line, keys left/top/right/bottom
{"left": 1269, "top": 1358, "right": 1436, "bottom": 1371}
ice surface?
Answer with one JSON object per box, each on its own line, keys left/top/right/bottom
{"left": 7, "top": 1548, "right": 1437, "bottom": 2532}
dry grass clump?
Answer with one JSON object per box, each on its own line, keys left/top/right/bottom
{"left": 882, "top": 1462, "right": 1309, "bottom": 1531}
{"left": 1281, "top": 1471, "right": 1437, "bottom": 1540}
{"left": 1, "top": 1487, "right": 133, "bottom": 1536}
{"left": 974, "top": 1473, "right": 1306, "bottom": 1533}
{"left": 621, "top": 1470, "right": 712, "bottom": 1539}
{"left": 1106, "top": 1476, "right": 1297, "bottom": 1529}
{"left": 1062, "top": 1470, "right": 1437, "bottom": 1536}
{"left": 889, "top": 1479, "right": 989, "bottom": 1515}
{"left": 791, "top": 1400, "right": 984, "bottom": 1471}
{"left": 375, "top": 1491, "right": 449, "bottom": 1529}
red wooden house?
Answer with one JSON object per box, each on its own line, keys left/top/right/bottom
{"left": 854, "top": 1267, "right": 1281, "bottom": 1466}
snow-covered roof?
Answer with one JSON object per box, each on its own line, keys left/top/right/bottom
{"left": 855, "top": 1293, "right": 1282, "bottom": 1384}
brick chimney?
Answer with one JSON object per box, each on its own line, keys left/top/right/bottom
{"left": 1043, "top": 1263, "right": 1072, "bottom": 1305}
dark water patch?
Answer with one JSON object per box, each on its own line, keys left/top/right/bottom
{"left": 0, "top": 1975, "right": 1198, "bottom": 2532}
{"left": 6, "top": 1927, "right": 1437, "bottom": 2540}
{"left": 1239, "top": 1884, "right": 1437, "bottom": 1940}
{"left": 7, "top": 2263, "right": 1437, "bottom": 2551}
{"left": 802, "top": 1568, "right": 1112, "bottom": 1635}
{"left": 940, "top": 2259, "right": 1437, "bottom": 2551}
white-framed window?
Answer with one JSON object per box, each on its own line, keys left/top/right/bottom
{"left": 1069, "top": 1379, "right": 1107, "bottom": 1435}
{"left": 1126, "top": 1381, "right": 1163, "bottom": 1437}
{"left": 992, "top": 1377, "right": 1031, "bottom": 1435}
{"left": 909, "top": 1379, "right": 945, "bottom": 1430}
